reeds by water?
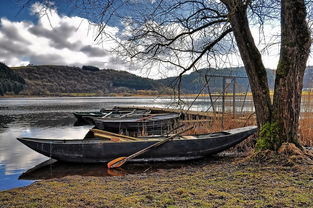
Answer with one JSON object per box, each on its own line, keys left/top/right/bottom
{"left": 182, "top": 110, "right": 312, "bottom": 148}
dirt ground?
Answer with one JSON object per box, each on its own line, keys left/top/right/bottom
{"left": 0, "top": 153, "right": 312, "bottom": 208}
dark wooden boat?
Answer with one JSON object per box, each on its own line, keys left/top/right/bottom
{"left": 73, "top": 111, "right": 109, "bottom": 119}
{"left": 73, "top": 108, "right": 151, "bottom": 125}
{"left": 93, "top": 113, "right": 180, "bottom": 132}
{"left": 17, "top": 126, "right": 257, "bottom": 163}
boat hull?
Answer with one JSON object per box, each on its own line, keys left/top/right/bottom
{"left": 93, "top": 113, "right": 180, "bottom": 132}
{"left": 17, "top": 126, "right": 257, "bottom": 163}
{"left": 73, "top": 108, "right": 151, "bottom": 125}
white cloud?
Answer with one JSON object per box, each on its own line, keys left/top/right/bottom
{"left": 0, "top": 3, "right": 124, "bottom": 71}
{"left": 0, "top": 2, "right": 312, "bottom": 79}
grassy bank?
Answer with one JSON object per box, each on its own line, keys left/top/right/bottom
{"left": 0, "top": 155, "right": 312, "bottom": 208}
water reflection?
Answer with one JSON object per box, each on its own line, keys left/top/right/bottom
{"left": 19, "top": 156, "right": 223, "bottom": 181}
{"left": 19, "top": 159, "right": 136, "bottom": 180}
{"left": 1, "top": 97, "right": 177, "bottom": 191}
{"left": 0, "top": 124, "right": 92, "bottom": 190}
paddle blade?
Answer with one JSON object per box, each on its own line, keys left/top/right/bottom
{"left": 107, "top": 157, "right": 127, "bottom": 169}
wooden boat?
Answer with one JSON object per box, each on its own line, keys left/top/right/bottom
{"left": 93, "top": 113, "right": 180, "bottom": 132}
{"left": 17, "top": 126, "right": 257, "bottom": 163}
{"left": 73, "top": 111, "right": 109, "bottom": 119}
{"left": 73, "top": 108, "right": 145, "bottom": 119}
{"left": 74, "top": 108, "right": 151, "bottom": 125}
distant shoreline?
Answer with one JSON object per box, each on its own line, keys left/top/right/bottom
{"left": 0, "top": 92, "right": 254, "bottom": 98}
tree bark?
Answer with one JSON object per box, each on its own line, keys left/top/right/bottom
{"left": 222, "top": 0, "right": 311, "bottom": 150}
{"left": 272, "top": 0, "right": 311, "bottom": 147}
{"left": 221, "top": 0, "right": 272, "bottom": 127}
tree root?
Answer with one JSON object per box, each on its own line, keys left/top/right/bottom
{"left": 277, "top": 142, "right": 304, "bottom": 155}
{"left": 237, "top": 143, "right": 313, "bottom": 166}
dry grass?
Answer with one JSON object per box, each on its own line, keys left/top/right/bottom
{"left": 299, "top": 93, "right": 313, "bottom": 147}
{"left": 1, "top": 157, "right": 312, "bottom": 208}
{"left": 299, "top": 117, "right": 313, "bottom": 147}
{"left": 179, "top": 113, "right": 257, "bottom": 153}
{"left": 182, "top": 110, "right": 313, "bottom": 150}
{"left": 182, "top": 113, "right": 256, "bottom": 135}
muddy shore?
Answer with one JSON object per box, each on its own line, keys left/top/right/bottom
{"left": 0, "top": 154, "right": 312, "bottom": 208}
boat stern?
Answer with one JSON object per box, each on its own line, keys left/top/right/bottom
{"left": 17, "top": 137, "right": 54, "bottom": 158}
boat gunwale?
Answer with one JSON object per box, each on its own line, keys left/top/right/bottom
{"left": 93, "top": 113, "right": 180, "bottom": 122}
{"left": 17, "top": 126, "right": 257, "bottom": 144}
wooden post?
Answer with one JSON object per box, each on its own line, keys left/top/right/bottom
{"left": 233, "top": 77, "right": 236, "bottom": 118}
{"left": 207, "top": 82, "right": 216, "bottom": 113}
{"left": 222, "top": 77, "right": 225, "bottom": 128}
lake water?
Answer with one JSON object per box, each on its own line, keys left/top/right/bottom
{"left": 0, "top": 96, "right": 254, "bottom": 191}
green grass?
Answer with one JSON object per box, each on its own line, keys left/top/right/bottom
{"left": 0, "top": 157, "right": 312, "bottom": 208}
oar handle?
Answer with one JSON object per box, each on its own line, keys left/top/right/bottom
{"left": 127, "top": 126, "right": 193, "bottom": 160}
{"left": 107, "top": 126, "right": 193, "bottom": 168}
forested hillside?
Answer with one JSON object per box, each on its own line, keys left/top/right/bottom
{"left": 161, "top": 67, "right": 276, "bottom": 93}
{"left": 3, "top": 64, "right": 313, "bottom": 96}
{"left": 0, "top": 63, "right": 25, "bottom": 96}
{"left": 11, "top": 65, "right": 165, "bottom": 96}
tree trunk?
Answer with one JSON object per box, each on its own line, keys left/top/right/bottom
{"left": 221, "top": 0, "right": 272, "bottom": 127}
{"left": 272, "top": 0, "right": 311, "bottom": 148}
{"left": 222, "top": 0, "right": 311, "bottom": 150}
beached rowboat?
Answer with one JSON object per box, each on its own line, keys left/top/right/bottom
{"left": 17, "top": 126, "right": 257, "bottom": 163}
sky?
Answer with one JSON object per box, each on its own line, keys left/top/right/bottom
{"left": 0, "top": 1, "right": 312, "bottom": 79}
{"left": 0, "top": 1, "right": 131, "bottom": 74}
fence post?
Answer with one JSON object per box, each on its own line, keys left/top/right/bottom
{"left": 233, "top": 77, "right": 236, "bottom": 118}
{"left": 222, "top": 77, "right": 225, "bottom": 128}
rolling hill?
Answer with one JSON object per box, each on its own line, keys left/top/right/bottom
{"left": 161, "top": 67, "right": 276, "bottom": 93}
{"left": 0, "top": 63, "right": 25, "bottom": 96}
{"left": 2, "top": 64, "right": 313, "bottom": 96}
{"left": 11, "top": 65, "right": 166, "bottom": 96}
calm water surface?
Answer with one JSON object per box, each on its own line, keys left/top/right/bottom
{"left": 0, "top": 96, "right": 255, "bottom": 191}
{"left": 0, "top": 97, "right": 171, "bottom": 190}
{"left": 0, "top": 97, "right": 214, "bottom": 191}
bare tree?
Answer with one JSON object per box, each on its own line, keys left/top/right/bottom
{"left": 220, "top": 0, "right": 311, "bottom": 150}
{"left": 31, "top": 0, "right": 312, "bottom": 151}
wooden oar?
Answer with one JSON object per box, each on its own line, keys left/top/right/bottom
{"left": 107, "top": 126, "right": 193, "bottom": 168}
{"left": 93, "top": 133, "right": 127, "bottom": 142}
{"left": 91, "top": 129, "right": 141, "bottom": 141}
{"left": 101, "top": 111, "right": 112, "bottom": 118}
